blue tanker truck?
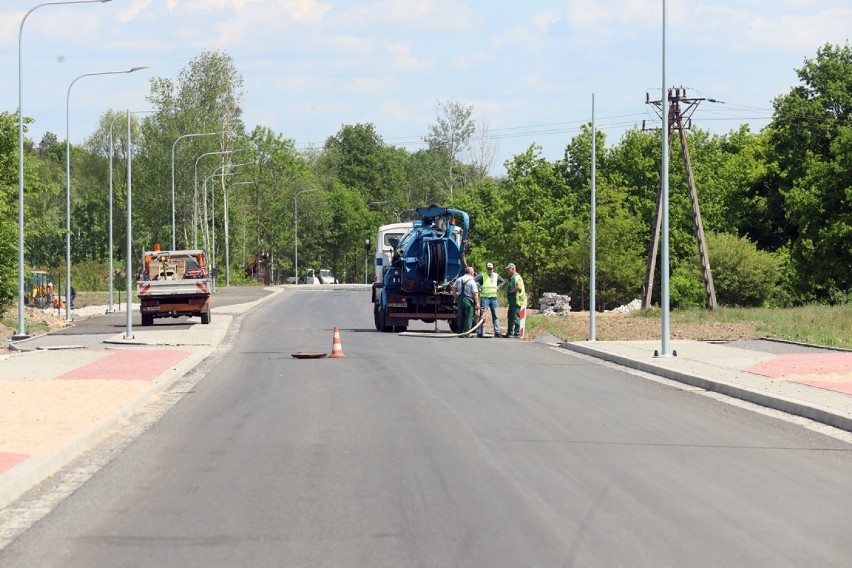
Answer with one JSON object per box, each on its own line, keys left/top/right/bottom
{"left": 371, "top": 205, "right": 469, "bottom": 333}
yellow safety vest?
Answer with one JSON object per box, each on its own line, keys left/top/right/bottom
{"left": 509, "top": 274, "right": 526, "bottom": 306}
{"left": 481, "top": 272, "right": 498, "bottom": 298}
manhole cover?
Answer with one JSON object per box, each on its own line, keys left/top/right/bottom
{"left": 291, "top": 352, "right": 327, "bottom": 359}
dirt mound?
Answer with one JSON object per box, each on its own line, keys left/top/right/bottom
{"left": 1, "top": 304, "right": 69, "bottom": 349}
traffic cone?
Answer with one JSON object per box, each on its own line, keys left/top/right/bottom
{"left": 329, "top": 326, "right": 345, "bottom": 358}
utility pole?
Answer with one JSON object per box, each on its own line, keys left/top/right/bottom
{"left": 641, "top": 87, "right": 717, "bottom": 310}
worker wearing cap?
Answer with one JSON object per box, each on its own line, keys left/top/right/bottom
{"left": 504, "top": 263, "right": 525, "bottom": 337}
{"left": 452, "top": 266, "right": 480, "bottom": 335}
{"left": 474, "top": 262, "right": 505, "bottom": 338}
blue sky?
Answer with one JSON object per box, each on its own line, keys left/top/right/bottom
{"left": 2, "top": 0, "right": 850, "bottom": 174}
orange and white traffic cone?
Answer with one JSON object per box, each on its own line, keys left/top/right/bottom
{"left": 329, "top": 326, "right": 345, "bottom": 358}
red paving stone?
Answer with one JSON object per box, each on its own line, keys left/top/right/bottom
{"left": 0, "top": 452, "right": 29, "bottom": 474}
{"left": 744, "top": 352, "right": 852, "bottom": 379}
{"left": 56, "top": 350, "right": 191, "bottom": 381}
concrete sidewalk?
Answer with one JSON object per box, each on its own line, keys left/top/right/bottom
{"left": 561, "top": 339, "right": 852, "bottom": 432}
{"left": 0, "top": 287, "right": 283, "bottom": 510}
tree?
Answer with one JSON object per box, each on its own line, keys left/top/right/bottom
{"left": 0, "top": 112, "right": 20, "bottom": 310}
{"left": 319, "top": 123, "right": 406, "bottom": 207}
{"left": 424, "top": 100, "right": 476, "bottom": 198}
{"left": 466, "top": 115, "right": 499, "bottom": 181}
{"left": 765, "top": 42, "right": 852, "bottom": 302}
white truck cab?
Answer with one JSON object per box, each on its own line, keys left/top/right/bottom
{"left": 374, "top": 221, "right": 414, "bottom": 282}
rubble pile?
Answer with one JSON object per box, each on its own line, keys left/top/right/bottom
{"left": 607, "top": 298, "right": 642, "bottom": 314}
{"left": 539, "top": 292, "right": 572, "bottom": 316}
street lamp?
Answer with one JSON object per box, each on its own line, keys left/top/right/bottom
{"left": 108, "top": 110, "right": 153, "bottom": 313}
{"left": 225, "top": 181, "right": 259, "bottom": 287}
{"left": 123, "top": 109, "right": 134, "bottom": 340}
{"left": 15, "top": 0, "right": 112, "bottom": 340}
{"left": 65, "top": 66, "right": 147, "bottom": 322}
{"left": 294, "top": 188, "right": 320, "bottom": 284}
{"left": 202, "top": 162, "right": 252, "bottom": 290}
{"left": 210, "top": 162, "right": 253, "bottom": 263}
{"left": 659, "top": 0, "right": 672, "bottom": 356}
{"left": 171, "top": 131, "right": 227, "bottom": 250}
{"left": 194, "top": 148, "right": 250, "bottom": 249}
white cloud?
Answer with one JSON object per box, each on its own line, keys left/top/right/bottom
{"left": 382, "top": 40, "right": 429, "bottom": 72}
{"left": 119, "top": 0, "right": 153, "bottom": 22}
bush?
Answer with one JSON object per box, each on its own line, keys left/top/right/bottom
{"left": 707, "top": 232, "right": 780, "bottom": 307}
{"left": 670, "top": 264, "right": 706, "bottom": 309}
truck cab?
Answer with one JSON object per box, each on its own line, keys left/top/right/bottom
{"left": 374, "top": 221, "right": 414, "bottom": 284}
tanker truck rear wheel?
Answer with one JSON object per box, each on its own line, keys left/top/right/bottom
{"left": 373, "top": 304, "right": 382, "bottom": 331}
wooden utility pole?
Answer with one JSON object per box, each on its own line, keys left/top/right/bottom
{"left": 641, "top": 87, "right": 717, "bottom": 310}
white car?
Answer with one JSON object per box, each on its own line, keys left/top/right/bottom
{"left": 318, "top": 269, "right": 338, "bottom": 284}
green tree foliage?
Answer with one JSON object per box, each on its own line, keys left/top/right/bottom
{"left": 706, "top": 232, "right": 780, "bottom": 307}
{"left": 141, "top": 50, "right": 246, "bottom": 252}
{"left": 244, "top": 125, "right": 313, "bottom": 278}
{"left": 318, "top": 123, "right": 406, "bottom": 207}
{"left": 766, "top": 42, "right": 852, "bottom": 302}
{"left": 318, "top": 184, "right": 372, "bottom": 283}
{"left": 0, "top": 112, "right": 20, "bottom": 310}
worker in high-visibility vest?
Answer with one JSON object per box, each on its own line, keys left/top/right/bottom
{"left": 504, "top": 263, "right": 525, "bottom": 337}
{"left": 474, "top": 262, "right": 505, "bottom": 338}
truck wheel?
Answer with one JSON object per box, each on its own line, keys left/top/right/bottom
{"left": 448, "top": 319, "right": 460, "bottom": 333}
{"left": 200, "top": 309, "right": 211, "bottom": 325}
{"left": 373, "top": 304, "right": 383, "bottom": 331}
{"left": 141, "top": 313, "right": 154, "bottom": 326}
{"left": 376, "top": 307, "right": 393, "bottom": 333}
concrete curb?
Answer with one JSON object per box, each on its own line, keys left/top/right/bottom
{"left": 561, "top": 342, "right": 852, "bottom": 433}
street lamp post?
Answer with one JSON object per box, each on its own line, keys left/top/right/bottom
{"left": 225, "top": 181, "right": 258, "bottom": 287}
{"left": 124, "top": 109, "right": 134, "bottom": 340}
{"left": 171, "top": 131, "right": 227, "bottom": 250}
{"left": 209, "top": 162, "right": 253, "bottom": 270}
{"left": 15, "top": 0, "right": 112, "bottom": 340}
{"left": 294, "top": 188, "right": 319, "bottom": 284}
{"left": 194, "top": 148, "right": 251, "bottom": 249}
{"left": 202, "top": 162, "right": 251, "bottom": 291}
{"left": 659, "top": 0, "right": 672, "bottom": 356}
{"left": 108, "top": 110, "right": 153, "bottom": 313}
{"left": 65, "top": 66, "right": 147, "bottom": 322}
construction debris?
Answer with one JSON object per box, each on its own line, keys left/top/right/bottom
{"left": 539, "top": 293, "right": 571, "bottom": 316}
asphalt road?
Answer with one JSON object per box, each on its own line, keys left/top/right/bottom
{"left": 4, "top": 287, "right": 852, "bottom": 567}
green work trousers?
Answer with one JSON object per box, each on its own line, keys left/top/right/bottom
{"left": 456, "top": 295, "right": 476, "bottom": 333}
{"left": 507, "top": 295, "right": 520, "bottom": 336}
